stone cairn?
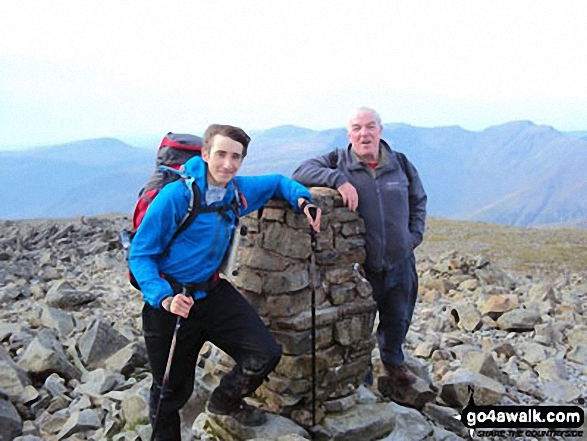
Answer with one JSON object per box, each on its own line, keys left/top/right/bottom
{"left": 196, "top": 187, "right": 377, "bottom": 427}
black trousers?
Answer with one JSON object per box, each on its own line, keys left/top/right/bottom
{"left": 366, "top": 251, "right": 418, "bottom": 366}
{"left": 143, "top": 280, "right": 282, "bottom": 441}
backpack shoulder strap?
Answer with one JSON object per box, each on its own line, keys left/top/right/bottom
{"left": 162, "top": 177, "right": 201, "bottom": 256}
{"left": 395, "top": 151, "right": 412, "bottom": 183}
{"left": 327, "top": 149, "right": 339, "bottom": 168}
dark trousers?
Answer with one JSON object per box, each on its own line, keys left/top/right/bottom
{"left": 142, "top": 280, "right": 282, "bottom": 441}
{"left": 366, "top": 252, "right": 418, "bottom": 366}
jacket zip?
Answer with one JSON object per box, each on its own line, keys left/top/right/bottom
{"left": 375, "top": 178, "right": 387, "bottom": 269}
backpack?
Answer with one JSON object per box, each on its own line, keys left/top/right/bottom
{"left": 132, "top": 132, "right": 204, "bottom": 229}
{"left": 119, "top": 132, "right": 243, "bottom": 290}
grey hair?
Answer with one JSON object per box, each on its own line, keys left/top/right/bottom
{"left": 347, "top": 106, "right": 382, "bottom": 128}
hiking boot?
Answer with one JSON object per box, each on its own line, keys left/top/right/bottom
{"left": 383, "top": 363, "right": 417, "bottom": 385}
{"left": 207, "top": 398, "right": 267, "bottom": 426}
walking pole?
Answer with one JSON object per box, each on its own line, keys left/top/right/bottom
{"left": 308, "top": 207, "right": 318, "bottom": 429}
{"left": 151, "top": 294, "right": 184, "bottom": 441}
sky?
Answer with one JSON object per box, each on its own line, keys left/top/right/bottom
{"left": 1, "top": 0, "right": 587, "bottom": 149}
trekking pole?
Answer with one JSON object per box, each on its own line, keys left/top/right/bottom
{"left": 151, "top": 292, "right": 184, "bottom": 441}
{"left": 308, "top": 207, "right": 318, "bottom": 429}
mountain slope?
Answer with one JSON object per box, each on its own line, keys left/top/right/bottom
{"left": 1, "top": 122, "right": 585, "bottom": 228}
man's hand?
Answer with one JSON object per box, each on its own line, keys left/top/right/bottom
{"left": 163, "top": 294, "right": 194, "bottom": 318}
{"left": 337, "top": 182, "right": 359, "bottom": 211}
{"left": 298, "top": 198, "right": 321, "bottom": 233}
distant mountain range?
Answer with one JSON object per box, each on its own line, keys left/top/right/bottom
{"left": 1, "top": 121, "right": 586, "bottom": 228}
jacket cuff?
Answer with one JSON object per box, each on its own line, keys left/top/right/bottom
{"left": 411, "top": 232, "right": 423, "bottom": 249}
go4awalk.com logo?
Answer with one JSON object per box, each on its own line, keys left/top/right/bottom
{"left": 453, "top": 388, "right": 585, "bottom": 439}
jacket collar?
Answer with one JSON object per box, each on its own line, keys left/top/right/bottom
{"left": 182, "top": 156, "right": 236, "bottom": 205}
{"left": 346, "top": 140, "right": 396, "bottom": 172}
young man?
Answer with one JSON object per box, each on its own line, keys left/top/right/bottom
{"left": 130, "top": 124, "right": 320, "bottom": 440}
{"left": 292, "top": 107, "right": 427, "bottom": 387}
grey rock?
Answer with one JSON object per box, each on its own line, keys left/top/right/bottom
{"left": 450, "top": 303, "right": 482, "bottom": 332}
{"left": 55, "top": 408, "right": 102, "bottom": 440}
{"left": 75, "top": 368, "right": 125, "bottom": 396}
{"left": 379, "top": 401, "right": 434, "bottom": 440}
{"left": 567, "top": 344, "right": 587, "bottom": 365}
{"left": 461, "top": 351, "right": 504, "bottom": 383}
{"left": 440, "top": 369, "right": 505, "bottom": 407}
{"left": 317, "top": 402, "right": 397, "bottom": 441}
{"left": 17, "top": 329, "right": 81, "bottom": 380}
{"left": 196, "top": 411, "right": 309, "bottom": 441}
{"left": 43, "top": 373, "right": 69, "bottom": 397}
{"left": 45, "top": 279, "right": 96, "bottom": 309}
{"left": 541, "top": 379, "right": 582, "bottom": 403}
{"left": 0, "top": 352, "right": 31, "bottom": 401}
{"left": 422, "top": 403, "right": 468, "bottom": 437}
{"left": 0, "top": 397, "right": 23, "bottom": 440}
{"left": 528, "top": 283, "right": 556, "bottom": 302}
{"left": 104, "top": 342, "right": 148, "bottom": 376}
{"left": 520, "top": 342, "right": 549, "bottom": 366}
{"left": 377, "top": 376, "right": 436, "bottom": 410}
{"left": 496, "top": 308, "right": 541, "bottom": 331}
{"left": 535, "top": 358, "right": 568, "bottom": 381}
{"left": 40, "top": 306, "right": 74, "bottom": 337}
{"left": 78, "top": 319, "right": 130, "bottom": 368}
{"left": 121, "top": 393, "right": 150, "bottom": 426}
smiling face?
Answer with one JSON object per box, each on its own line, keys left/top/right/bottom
{"left": 347, "top": 108, "right": 383, "bottom": 163}
{"left": 201, "top": 134, "right": 244, "bottom": 186}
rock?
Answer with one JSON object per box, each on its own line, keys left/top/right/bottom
{"left": 528, "top": 283, "right": 556, "bottom": 302}
{"left": 422, "top": 403, "right": 468, "bottom": 437}
{"left": 75, "top": 368, "right": 125, "bottom": 396}
{"left": 319, "top": 403, "right": 397, "bottom": 441}
{"left": 479, "top": 295, "right": 519, "bottom": 319}
{"left": 17, "top": 329, "right": 80, "bottom": 381}
{"left": 78, "top": 319, "right": 130, "bottom": 368}
{"left": 450, "top": 303, "right": 482, "bottom": 332}
{"left": 520, "top": 342, "right": 548, "bottom": 366}
{"left": 566, "top": 344, "right": 587, "bottom": 365}
{"left": 534, "top": 321, "right": 555, "bottom": 345}
{"left": 377, "top": 377, "right": 436, "bottom": 410}
{"left": 55, "top": 409, "right": 102, "bottom": 440}
{"left": 534, "top": 358, "right": 568, "bottom": 381}
{"left": 195, "top": 411, "right": 309, "bottom": 441}
{"left": 104, "top": 342, "right": 148, "bottom": 376}
{"left": 413, "top": 340, "right": 439, "bottom": 359}
{"left": 440, "top": 369, "right": 505, "bottom": 407}
{"left": 496, "top": 308, "right": 541, "bottom": 331}
{"left": 0, "top": 396, "right": 23, "bottom": 440}
{"left": 43, "top": 373, "right": 69, "bottom": 397}
{"left": 461, "top": 351, "right": 504, "bottom": 383}
{"left": 45, "top": 280, "right": 96, "bottom": 309}
{"left": 458, "top": 278, "right": 478, "bottom": 292}
{"left": 0, "top": 351, "right": 31, "bottom": 401}
{"left": 40, "top": 306, "right": 74, "bottom": 337}
{"left": 122, "top": 393, "right": 150, "bottom": 426}
{"left": 379, "top": 401, "right": 434, "bottom": 440}
{"left": 541, "top": 379, "right": 581, "bottom": 403}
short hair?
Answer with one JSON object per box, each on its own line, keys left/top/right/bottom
{"left": 347, "top": 107, "right": 382, "bottom": 128}
{"left": 202, "top": 124, "right": 251, "bottom": 158}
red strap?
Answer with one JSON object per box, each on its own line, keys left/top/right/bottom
{"left": 160, "top": 137, "right": 202, "bottom": 151}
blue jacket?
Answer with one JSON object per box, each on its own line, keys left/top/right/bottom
{"left": 129, "top": 156, "right": 312, "bottom": 308}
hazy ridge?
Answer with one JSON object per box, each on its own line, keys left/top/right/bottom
{"left": 1, "top": 121, "right": 586, "bottom": 228}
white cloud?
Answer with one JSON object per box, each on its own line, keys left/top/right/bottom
{"left": 1, "top": 0, "right": 586, "bottom": 147}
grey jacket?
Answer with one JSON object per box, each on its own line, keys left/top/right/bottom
{"left": 292, "top": 140, "right": 427, "bottom": 271}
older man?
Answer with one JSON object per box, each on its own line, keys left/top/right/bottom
{"left": 292, "top": 107, "right": 426, "bottom": 386}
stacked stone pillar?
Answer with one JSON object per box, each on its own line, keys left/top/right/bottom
{"left": 199, "top": 188, "right": 376, "bottom": 427}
